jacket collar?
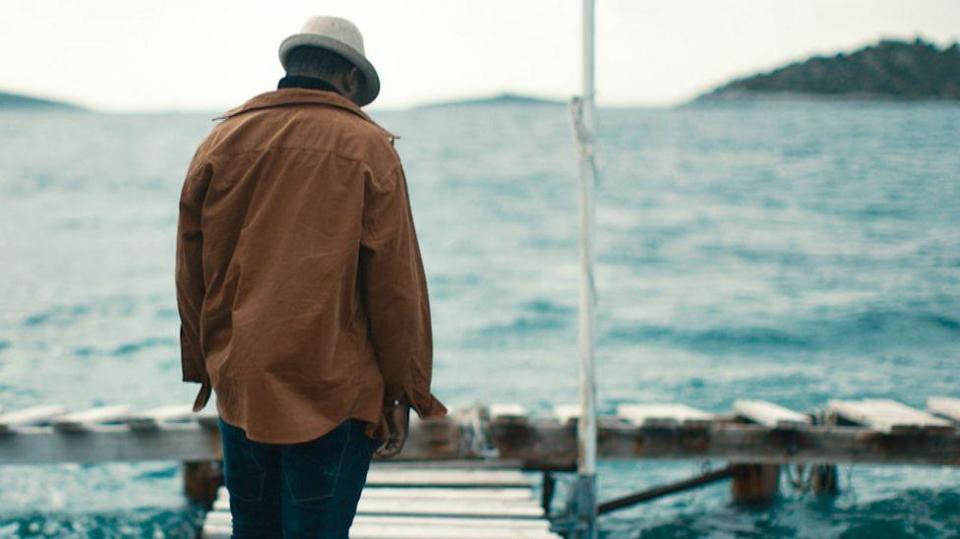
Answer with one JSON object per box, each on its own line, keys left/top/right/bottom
{"left": 276, "top": 74, "right": 341, "bottom": 94}
{"left": 213, "top": 88, "right": 397, "bottom": 141}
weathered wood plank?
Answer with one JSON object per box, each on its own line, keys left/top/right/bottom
{"left": 366, "top": 468, "right": 532, "bottom": 488}
{"left": 0, "top": 405, "right": 67, "bottom": 433}
{"left": 553, "top": 404, "right": 580, "bottom": 424}
{"left": 215, "top": 486, "right": 533, "bottom": 502}
{"left": 53, "top": 405, "right": 131, "bottom": 432}
{"left": 214, "top": 496, "right": 544, "bottom": 517}
{"left": 490, "top": 403, "right": 529, "bottom": 420}
{"left": 353, "top": 514, "right": 552, "bottom": 529}
{"left": 0, "top": 423, "right": 221, "bottom": 464}
{"left": 617, "top": 403, "right": 713, "bottom": 427}
{"left": 735, "top": 400, "right": 809, "bottom": 428}
{"left": 490, "top": 418, "right": 960, "bottom": 466}
{"left": 4, "top": 406, "right": 960, "bottom": 467}
{"left": 203, "top": 512, "right": 559, "bottom": 539}
{"left": 928, "top": 397, "right": 960, "bottom": 423}
{"left": 829, "top": 399, "right": 952, "bottom": 433}
{"left": 349, "top": 523, "right": 560, "bottom": 538}
{"left": 361, "top": 497, "right": 543, "bottom": 518}
{"left": 204, "top": 511, "right": 552, "bottom": 529}
{"left": 126, "top": 405, "right": 196, "bottom": 431}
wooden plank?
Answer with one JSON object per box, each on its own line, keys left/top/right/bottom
{"left": 552, "top": 404, "right": 580, "bottom": 424}
{"left": 360, "top": 497, "right": 543, "bottom": 518}
{"left": 204, "top": 511, "right": 551, "bottom": 530}
{"left": 203, "top": 512, "right": 559, "bottom": 539}
{"left": 928, "top": 397, "right": 960, "bottom": 423}
{"left": 735, "top": 400, "right": 809, "bottom": 428}
{"left": 349, "top": 523, "right": 559, "bottom": 538}
{"left": 617, "top": 403, "right": 713, "bottom": 427}
{"left": 828, "top": 399, "right": 952, "bottom": 433}
{"left": 363, "top": 487, "right": 534, "bottom": 501}
{"left": 53, "top": 405, "right": 131, "bottom": 432}
{"left": 489, "top": 403, "right": 528, "bottom": 421}
{"left": 214, "top": 496, "right": 544, "bottom": 517}
{"left": 5, "top": 403, "right": 960, "bottom": 467}
{"left": 369, "top": 459, "right": 530, "bottom": 470}
{"left": 0, "top": 405, "right": 67, "bottom": 433}
{"left": 366, "top": 468, "right": 532, "bottom": 488}
{"left": 0, "top": 423, "right": 221, "bottom": 464}
{"left": 490, "top": 419, "right": 960, "bottom": 466}
{"left": 215, "top": 486, "right": 533, "bottom": 502}
{"left": 2, "top": 420, "right": 946, "bottom": 467}
{"left": 127, "top": 405, "right": 195, "bottom": 431}
{"left": 354, "top": 515, "right": 551, "bottom": 530}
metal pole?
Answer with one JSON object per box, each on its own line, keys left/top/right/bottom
{"left": 574, "top": 0, "right": 598, "bottom": 537}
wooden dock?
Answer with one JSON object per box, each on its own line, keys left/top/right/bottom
{"left": 3, "top": 397, "right": 960, "bottom": 466}
{"left": 1, "top": 396, "right": 959, "bottom": 536}
{"left": 202, "top": 465, "right": 560, "bottom": 538}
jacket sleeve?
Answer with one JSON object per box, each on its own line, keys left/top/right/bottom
{"left": 360, "top": 162, "right": 447, "bottom": 420}
{"left": 175, "top": 155, "right": 212, "bottom": 386}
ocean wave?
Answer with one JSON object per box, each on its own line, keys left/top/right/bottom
{"left": 629, "top": 488, "right": 960, "bottom": 539}
{"left": 466, "top": 298, "right": 575, "bottom": 344}
{"left": 21, "top": 305, "right": 91, "bottom": 327}
{"left": 111, "top": 337, "right": 177, "bottom": 356}
{"left": 602, "top": 310, "right": 960, "bottom": 352}
{"left": 604, "top": 324, "right": 811, "bottom": 350}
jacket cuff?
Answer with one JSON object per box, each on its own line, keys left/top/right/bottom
{"left": 181, "top": 355, "right": 207, "bottom": 383}
{"left": 179, "top": 326, "right": 207, "bottom": 383}
{"left": 400, "top": 383, "right": 448, "bottom": 420}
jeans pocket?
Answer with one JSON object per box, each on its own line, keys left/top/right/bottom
{"left": 220, "top": 420, "right": 265, "bottom": 503}
{"left": 282, "top": 420, "right": 351, "bottom": 505}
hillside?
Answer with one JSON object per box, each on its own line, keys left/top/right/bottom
{"left": 699, "top": 38, "right": 960, "bottom": 101}
{"left": 0, "top": 90, "right": 81, "bottom": 110}
{"left": 418, "top": 92, "right": 564, "bottom": 109}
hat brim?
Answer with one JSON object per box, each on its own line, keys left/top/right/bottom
{"left": 278, "top": 34, "right": 380, "bottom": 107}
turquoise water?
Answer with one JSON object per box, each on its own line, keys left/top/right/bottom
{"left": 0, "top": 100, "right": 958, "bottom": 537}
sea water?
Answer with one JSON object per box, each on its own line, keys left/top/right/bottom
{"left": 0, "top": 100, "right": 958, "bottom": 537}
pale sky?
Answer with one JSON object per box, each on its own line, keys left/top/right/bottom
{"left": 2, "top": 0, "right": 958, "bottom": 112}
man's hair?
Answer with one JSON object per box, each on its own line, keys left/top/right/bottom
{"left": 285, "top": 46, "right": 362, "bottom": 83}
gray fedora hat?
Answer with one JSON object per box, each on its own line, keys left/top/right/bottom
{"left": 278, "top": 16, "right": 381, "bottom": 106}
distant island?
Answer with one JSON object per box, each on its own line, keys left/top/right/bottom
{"left": 698, "top": 38, "right": 960, "bottom": 101}
{"left": 417, "top": 92, "right": 564, "bottom": 109}
{"left": 0, "top": 90, "right": 82, "bottom": 110}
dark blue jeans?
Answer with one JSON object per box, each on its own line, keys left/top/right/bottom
{"left": 217, "top": 416, "right": 381, "bottom": 538}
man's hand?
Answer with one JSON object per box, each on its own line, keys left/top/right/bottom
{"left": 375, "top": 400, "right": 410, "bottom": 458}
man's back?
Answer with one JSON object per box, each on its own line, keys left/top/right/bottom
{"left": 176, "top": 88, "right": 447, "bottom": 444}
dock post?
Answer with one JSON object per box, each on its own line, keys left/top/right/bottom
{"left": 811, "top": 409, "right": 839, "bottom": 495}
{"left": 730, "top": 464, "right": 780, "bottom": 505}
{"left": 183, "top": 460, "right": 223, "bottom": 509}
{"left": 812, "top": 463, "right": 839, "bottom": 494}
{"left": 569, "top": 0, "right": 599, "bottom": 537}
{"left": 541, "top": 471, "right": 557, "bottom": 515}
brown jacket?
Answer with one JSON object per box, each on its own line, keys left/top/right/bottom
{"left": 175, "top": 88, "right": 447, "bottom": 443}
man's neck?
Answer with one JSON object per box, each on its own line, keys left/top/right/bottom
{"left": 277, "top": 74, "right": 342, "bottom": 96}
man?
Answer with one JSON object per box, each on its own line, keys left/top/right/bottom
{"left": 175, "top": 16, "right": 447, "bottom": 537}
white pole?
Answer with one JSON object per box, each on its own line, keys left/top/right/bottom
{"left": 574, "top": 0, "right": 598, "bottom": 536}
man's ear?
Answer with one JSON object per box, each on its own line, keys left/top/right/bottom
{"left": 347, "top": 67, "right": 361, "bottom": 100}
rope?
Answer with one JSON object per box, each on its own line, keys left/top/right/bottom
{"left": 568, "top": 96, "right": 602, "bottom": 187}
